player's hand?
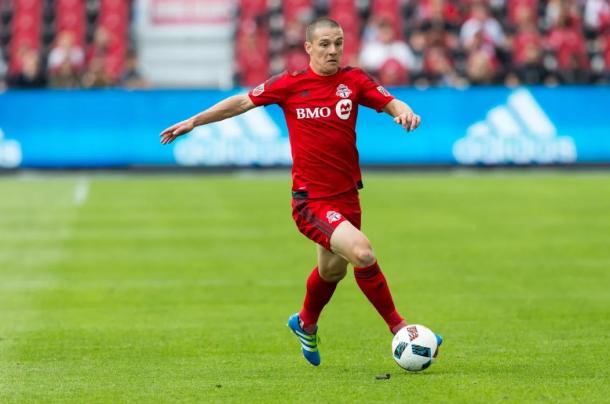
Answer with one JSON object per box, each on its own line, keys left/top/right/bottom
{"left": 393, "top": 111, "right": 421, "bottom": 132}
{"left": 160, "top": 119, "right": 195, "bottom": 145}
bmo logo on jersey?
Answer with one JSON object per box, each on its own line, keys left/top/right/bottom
{"left": 296, "top": 100, "right": 353, "bottom": 120}
{"left": 335, "top": 99, "right": 352, "bottom": 120}
{"left": 296, "top": 107, "right": 331, "bottom": 119}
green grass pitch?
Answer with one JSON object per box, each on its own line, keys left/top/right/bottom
{"left": 1, "top": 172, "right": 609, "bottom": 403}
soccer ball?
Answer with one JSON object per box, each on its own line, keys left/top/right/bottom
{"left": 391, "top": 324, "right": 439, "bottom": 371}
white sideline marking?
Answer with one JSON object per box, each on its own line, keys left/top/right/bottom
{"left": 74, "top": 178, "right": 90, "bottom": 206}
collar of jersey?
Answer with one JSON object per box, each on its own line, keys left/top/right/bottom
{"left": 307, "top": 64, "right": 341, "bottom": 79}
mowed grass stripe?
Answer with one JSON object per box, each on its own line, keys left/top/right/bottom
{"left": 0, "top": 173, "right": 608, "bottom": 403}
{"left": 0, "top": 179, "right": 84, "bottom": 398}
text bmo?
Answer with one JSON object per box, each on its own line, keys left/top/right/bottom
{"left": 296, "top": 107, "right": 332, "bottom": 119}
{"left": 296, "top": 100, "right": 353, "bottom": 120}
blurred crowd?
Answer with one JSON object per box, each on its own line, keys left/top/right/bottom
{"left": 236, "top": 0, "right": 610, "bottom": 87}
{"left": 0, "top": 0, "right": 147, "bottom": 91}
{"left": 2, "top": 0, "right": 610, "bottom": 89}
{"left": 0, "top": 27, "right": 148, "bottom": 89}
{"left": 0, "top": 27, "right": 147, "bottom": 90}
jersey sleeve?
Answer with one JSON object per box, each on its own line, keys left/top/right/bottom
{"left": 248, "top": 72, "right": 290, "bottom": 107}
{"left": 354, "top": 68, "right": 394, "bottom": 112}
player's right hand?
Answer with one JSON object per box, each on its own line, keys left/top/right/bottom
{"left": 160, "top": 119, "right": 195, "bottom": 145}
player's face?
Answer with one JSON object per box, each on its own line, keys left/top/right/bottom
{"left": 305, "top": 27, "right": 344, "bottom": 75}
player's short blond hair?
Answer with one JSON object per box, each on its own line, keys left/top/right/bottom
{"left": 306, "top": 17, "right": 341, "bottom": 42}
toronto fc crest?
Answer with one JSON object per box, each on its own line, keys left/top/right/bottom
{"left": 336, "top": 84, "right": 352, "bottom": 98}
{"left": 326, "top": 210, "right": 342, "bottom": 223}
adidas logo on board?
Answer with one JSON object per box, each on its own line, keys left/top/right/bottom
{"left": 453, "top": 89, "right": 577, "bottom": 165}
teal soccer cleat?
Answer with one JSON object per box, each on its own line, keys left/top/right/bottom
{"left": 287, "top": 313, "right": 320, "bottom": 366}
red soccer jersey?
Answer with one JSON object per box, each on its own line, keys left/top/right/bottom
{"left": 248, "top": 65, "right": 394, "bottom": 198}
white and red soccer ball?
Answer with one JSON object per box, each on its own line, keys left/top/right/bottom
{"left": 391, "top": 324, "right": 439, "bottom": 371}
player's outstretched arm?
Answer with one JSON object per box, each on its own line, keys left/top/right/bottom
{"left": 382, "top": 99, "right": 421, "bottom": 132}
{"left": 160, "top": 94, "right": 256, "bottom": 144}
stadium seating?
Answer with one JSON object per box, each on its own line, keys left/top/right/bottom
{"left": 239, "top": 0, "right": 267, "bottom": 20}
{"left": 370, "top": 0, "right": 403, "bottom": 36}
{"left": 235, "top": 0, "right": 270, "bottom": 86}
{"left": 55, "top": 0, "right": 86, "bottom": 46}
{"left": 235, "top": 22, "right": 270, "bottom": 86}
{"left": 283, "top": 0, "right": 313, "bottom": 25}
{"left": 233, "top": 0, "right": 610, "bottom": 87}
{"left": 97, "top": 0, "right": 129, "bottom": 80}
{"left": 8, "top": 0, "right": 43, "bottom": 74}
{"left": 2, "top": 0, "right": 610, "bottom": 88}
{"left": 507, "top": 0, "right": 539, "bottom": 26}
{"left": 0, "top": 0, "right": 133, "bottom": 86}
{"left": 329, "top": 0, "right": 360, "bottom": 64}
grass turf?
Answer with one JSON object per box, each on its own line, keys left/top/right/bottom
{"left": 0, "top": 172, "right": 609, "bottom": 403}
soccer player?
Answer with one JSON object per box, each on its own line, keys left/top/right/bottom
{"left": 160, "top": 17, "right": 441, "bottom": 366}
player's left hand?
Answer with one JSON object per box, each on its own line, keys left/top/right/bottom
{"left": 394, "top": 112, "right": 421, "bottom": 132}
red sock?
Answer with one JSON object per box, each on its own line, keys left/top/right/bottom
{"left": 354, "top": 261, "right": 405, "bottom": 333}
{"left": 299, "top": 267, "right": 338, "bottom": 331}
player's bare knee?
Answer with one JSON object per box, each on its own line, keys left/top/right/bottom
{"left": 352, "top": 245, "right": 376, "bottom": 268}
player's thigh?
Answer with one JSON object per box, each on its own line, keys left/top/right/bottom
{"left": 316, "top": 244, "right": 348, "bottom": 281}
{"left": 329, "top": 220, "right": 375, "bottom": 267}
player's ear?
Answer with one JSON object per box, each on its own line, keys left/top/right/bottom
{"left": 304, "top": 41, "right": 312, "bottom": 55}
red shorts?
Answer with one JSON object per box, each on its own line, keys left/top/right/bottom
{"left": 291, "top": 189, "right": 362, "bottom": 251}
